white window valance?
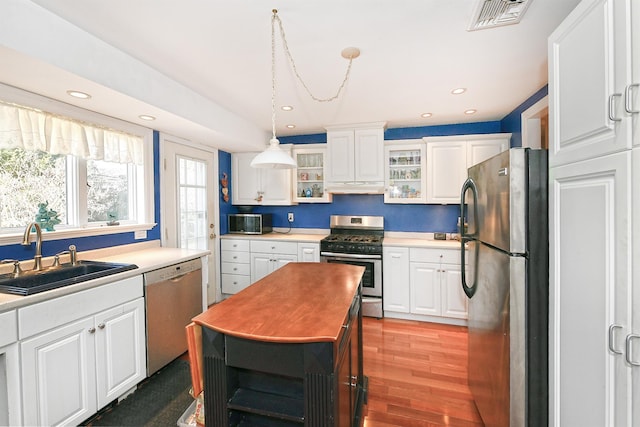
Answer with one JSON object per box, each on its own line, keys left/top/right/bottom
{"left": 0, "top": 101, "right": 144, "bottom": 164}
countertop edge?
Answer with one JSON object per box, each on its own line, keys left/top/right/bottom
{"left": 220, "top": 232, "right": 327, "bottom": 243}
{"left": 383, "top": 236, "right": 461, "bottom": 249}
{"left": 0, "top": 245, "right": 209, "bottom": 312}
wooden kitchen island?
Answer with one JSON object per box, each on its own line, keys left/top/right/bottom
{"left": 192, "top": 262, "right": 367, "bottom": 426}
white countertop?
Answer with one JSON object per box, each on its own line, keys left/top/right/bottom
{"left": 0, "top": 241, "right": 209, "bottom": 312}
{"left": 222, "top": 231, "right": 463, "bottom": 248}
{"left": 383, "top": 237, "right": 461, "bottom": 249}
{"left": 383, "top": 232, "right": 462, "bottom": 249}
{"left": 221, "top": 231, "right": 326, "bottom": 243}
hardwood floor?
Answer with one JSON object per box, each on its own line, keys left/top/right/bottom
{"left": 361, "top": 317, "right": 484, "bottom": 427}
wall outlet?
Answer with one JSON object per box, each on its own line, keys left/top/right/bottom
{"left": 134, "top": 230, "right": 147, "bottom": 240}
{"left": 287, "top": 212, "right": 294, "bottom": 223}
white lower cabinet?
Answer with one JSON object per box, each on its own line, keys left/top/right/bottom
{"left": 95, "top": 299, "right": 146, "bottom": 406}
{"left": 221, "top": 238, "right": 320, "bottom": 295}
{"left": 383, "top": 245, "right": 467, "bottom": 324}
{"left": 0, "top": 309, "right": 20, "bottom": 427}
{"left": 19, "top": 276, "right": 146, "bottom": 426}
{"left": 221, "top": 239, "right": 251, "bottom": 294}
{"left": 297, "top": 242, "right": 320, "bottom": 262}
{"left": 382, "top": 247, "right": 410, "bottom": 313}
{"left": 250, "top": 240, "right": 299, "bottom": 282}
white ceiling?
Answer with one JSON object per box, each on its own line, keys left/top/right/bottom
{"left": 0, "top": 0, "right": 580, "bottom": 152}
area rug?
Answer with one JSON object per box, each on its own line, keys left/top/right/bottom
{"left": 82, "top": 358, "right": 194, "bottom": 426}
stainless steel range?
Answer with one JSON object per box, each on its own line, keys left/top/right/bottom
{"left": 320, "top": 215, "right": 383, "bottom": 318}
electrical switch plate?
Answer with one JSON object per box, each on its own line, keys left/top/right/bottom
{"left": 287, "top": 212, "right": 294, "bottom": 222}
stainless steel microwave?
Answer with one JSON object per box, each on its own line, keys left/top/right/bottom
{"left": 228, "top": 213, "right": 273, "bottom": 234}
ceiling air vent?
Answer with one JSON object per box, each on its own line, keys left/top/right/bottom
{"left": 468, "top": 0, "right": 532, "bottom": 31}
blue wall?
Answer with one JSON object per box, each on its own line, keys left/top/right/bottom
{"left": 501, "top": 85, "right": 548, "bottom": 147}
{"left": 218, "top": 86, "right": 547, "bottom": 234}
{"left": 0, "top": 85, "right": 547, "bottom": 260}
{"left": 0, "top": 132, "right": 163, "bottom": 261}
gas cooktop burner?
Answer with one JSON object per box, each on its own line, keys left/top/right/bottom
{"left": 322, "top": 234, "right": 383, "bottom": 244}
{"left": 321, "top": 215, "right": 385, "bottom": 256}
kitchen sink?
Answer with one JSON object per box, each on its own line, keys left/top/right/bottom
{"left": 0, "top": 260, "right": 138, "bottom": 296}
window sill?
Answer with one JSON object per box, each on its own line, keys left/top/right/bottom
{"left": 0, "top": 223, "right": 157, "bottom": 246}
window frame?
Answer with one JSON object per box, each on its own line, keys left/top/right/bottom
{"left": 0, "top": 83, "right": 155, "bottom": 246}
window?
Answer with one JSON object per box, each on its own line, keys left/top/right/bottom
{"left": 0, "top": 84, "right": 154, "bottom": 240}
{"left": 0, "top": 149, "right": 147, "bottom": 232}
{"left": 87, "top": 159, "right": 132, "bottom": 223}
{"left": 0, "top": 148, "right": 67, "bottom": 228}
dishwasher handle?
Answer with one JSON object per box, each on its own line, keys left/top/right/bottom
{"left": 144, "top": 258, "right": 202, "bottom": 285}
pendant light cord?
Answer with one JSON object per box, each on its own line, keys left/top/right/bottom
{"left": 271, "top": 10, "right": 278, "bottom": 141}
{"left": 272, "top": 10, "right": 355, "bottom": 104}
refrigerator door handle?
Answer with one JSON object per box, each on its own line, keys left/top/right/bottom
{"left": 460, "top": 177, "right": 478, "bottom": 298}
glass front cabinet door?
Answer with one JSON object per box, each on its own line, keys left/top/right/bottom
{"left": 293, "top": 145, "right": 332, "bottom": 203}
{"left": 384, "top": 141, "right": 427, "bottom": 204}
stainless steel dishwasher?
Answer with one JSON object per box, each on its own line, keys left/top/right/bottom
{"left": 144, "top": 258, "right": 203, "bottom": 376}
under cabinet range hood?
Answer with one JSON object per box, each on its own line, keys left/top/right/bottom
{"left": 325, "top": 182, "right": 385, "bottom": 194}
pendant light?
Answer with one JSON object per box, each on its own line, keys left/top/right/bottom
{"left": 251, "top": 10, "right": 359, "bottom": 169}
{"left": 250, "top": 10, "right": 297, "bottom": 169}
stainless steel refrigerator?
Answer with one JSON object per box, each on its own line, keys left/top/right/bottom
{"left": 459, "top": 148, "right": 548, "bottom": 427}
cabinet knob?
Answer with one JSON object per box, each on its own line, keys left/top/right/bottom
{"left": 98, "top": 323, "right": 105, "bottom": 329}
{"left": 88, "top": 327, "right": 96, "bottom": 334}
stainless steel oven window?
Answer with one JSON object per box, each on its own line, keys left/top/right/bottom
{"left": 320, "top": 255, "right": 382, "bottom": 298}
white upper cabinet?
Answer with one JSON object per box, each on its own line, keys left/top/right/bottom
{"left": 425, "top": 139, "right": 467, "bottom": 204}
{"left": 548, "top": 0, "right": 634, "bottom": 165}
{"left": 467, "top": 137, "right": 510, "bottom": 165}
{"left": 231, "top": 148, "right": 294, "bottom": 206}
{"left": 293, "top": 144, "right": 331, "bottom": 203}
{"left": 423, "top": 133, "right": 510, "bottom": 204}
{"left": 384, "top": 141, "right": 427, "bottom": 203}
{"left": 325, "top": 123, "right": 386, "bottom": 193}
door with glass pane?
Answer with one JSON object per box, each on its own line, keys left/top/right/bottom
{"left": 161, "top": 136, "right": 218, "bottom": 305}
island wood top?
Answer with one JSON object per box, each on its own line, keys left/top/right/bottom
{"left": 193, "top": 262, "right": 364, "bottom": 344}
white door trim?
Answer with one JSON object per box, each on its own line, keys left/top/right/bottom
{"left": 159, "top": 133, "right": 221, "bottom": 304}
{"left": 521, "top": 95, "right": 548, "bottom": 149}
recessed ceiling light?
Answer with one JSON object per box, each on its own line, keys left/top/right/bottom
{"left": 281, "top": 106, "right": 293, "bottom": 111}
{"left": 421, "top": 112, "right": 433, "bottom": 118}
{"left": 464, "top": 109, "right": 477, "bottom": 115}
{"left": 451, "top": 88, "right": 467, "bottom": 95}
{"left": 286, "top": 124, "right": 296, "bottom": 129}
{"left": 138, "top": 115, "right": 156, "bottom": 121}
{"left": 67, "top": 90, "right": 91, "bottom": 99}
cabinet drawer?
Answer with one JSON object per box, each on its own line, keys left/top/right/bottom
{"left": 221, "top": 274, "right": 252, "bottom": 294}
{"left": 250, "top": 240, "right": 298, "bottom": 255}
{"left": 221, "top": 250, "right": 251, "bottom": 264}
{"left": 221, "top": 239, "right": 250, "bottom": 252}
{"left": 221, "top": 262, "right": 251, "bottom": 276}
{"left": 0, "top": 310, "right": 17, "bottom": 347}
{"left": 410, "top": 248, "right": 460, "bottom": 264}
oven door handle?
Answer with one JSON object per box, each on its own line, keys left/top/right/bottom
{"left": 321, "top": 252, "right": 382, "bottom": 260}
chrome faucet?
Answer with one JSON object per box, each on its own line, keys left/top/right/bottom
{"left": 22, "top": 222, "right": 44, "bottom": 271}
